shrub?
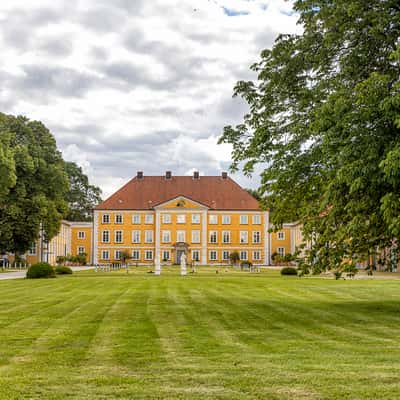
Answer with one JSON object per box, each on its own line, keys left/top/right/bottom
{"left": 26, "top": 263, "right": 55, "bottom": 279}
{"left": 56, "top": 256, "right": 67, "bottom": 265}
{"left": 280, "top": 267, "right": 298, "bottom": 276}
{"left": 229, "top": 251, "right": 240, "bottom": 265}
{"left": 55, "top": 266, "right": 73, "bottom": 275}
{"left": 240, "top": 261, "right": 252, "bottom": 268}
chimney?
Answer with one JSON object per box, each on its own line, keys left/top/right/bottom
{"left": 222, "top": 172, "right": 228, "bottom": 179}
{"left": 137, "top": 171, "right": 143, "bottom": 180}
{"left": 165, "top": 171, "right": 172, "bottom": 180}
{"left": 193, "top": 171, "right": 199, "bottom": 180}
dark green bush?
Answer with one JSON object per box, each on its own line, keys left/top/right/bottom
{"left": 55, "top": 266, "right": 73, "bottom": 275}
{"left": 280, "top": 267, "right": 298, "bottom": 276}
{"left": 26, "top": 263, "right": 55, "bottom": 279}
{"left": 240, "top": 261, "right": 252, "bottom": 268}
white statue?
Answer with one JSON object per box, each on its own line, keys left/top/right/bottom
{"left": 180, "top": 253, "right": 187, "bottom": 276}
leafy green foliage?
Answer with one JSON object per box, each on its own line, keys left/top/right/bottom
{"left": 64, "top": 161, "right": 102, "bottom": 221}
{"left": 229, "top": 251, "right": 240, "bottom": 265}
{"left": 55, "top": 266, "right": 73, "bottom": 275}
{"left": 0, "top": 113, "right": 68, "bottom": 254}
{"left": 280, "top": 267, "right": 298, "bottom": 276}
{"left": 26, "top": 262, "right": 55, "bottom": 279}
{"left": 219, "top": 1, "right": 400, "bottom": 272}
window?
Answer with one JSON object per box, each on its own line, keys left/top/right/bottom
{"left": 191, "top": 230, "right": 200, "bottom": 243}
{"left": 177, "top": 230, "right": 185, "bottom": 242}
{"left": 115, "top": 230, "right": 123, "bottom": 243}
{"left": 253, "top": 231, "right": 261, "bottom": 244}
{"left": 132, "top": 214, "right": 141, "bottom": 224}
{"left": 162, "top": 250, "right": 170, "bottom": 261}
{"left": 102, "top": 214, "right": 110, "bottom": 224}
{"left": 145, "top": 250, "right": 153, "bottom": 260}
{"left": 209, "top": 215, "right": 218, "bottom": 224}
{"left": 209, "top": 231, "right": 217, "bottom": 243}
{"left": 278, "top": 231, "right": 285, "bottom": 240}
{"left": 222, "top": 231, "right": 230, "bottom": 243}
{"left": 115, "top": 214, "right": 123, "bottom": 224}
{"left": 222, "top": 215, "right": 231, "bottom": 224}
{"left": 240, "top": 215, "right": 248, "bottom": 224}
{"left": 252, "top": 214, "right": 261, "bottom": 225}
{"left": 192, "top": 250, "right": 200, "bottom": 262}
{"left": 277, "top": 247, "right": 285, "bottom": 257}
{"left": 132, "top": 230, "right": 141, "bottom": 243}
{"left": 78, "top": 231, "right": 85, "bottom": 239}
{"left": 145, "top": 214, "right": 154, "bottom": 224}
{"left": 78, "top": 246, "right": 85, "bottom": 255}
{"left": 28, "top": 242, "right": 36, "bottom": 255}
{"left": 240, "top": 231, "right": 248, "bottom": 244}
{"left": 209, "top": 251, "right": 217, "bottom": 261}
{"left": 162, "top": 230, "right": 171, "bottom": 243}
{"left": 132, "top": 250, "right": 140, "bottom": 260}
{"left": 192, "top": 214, "right": 201, "bottom": 224}
{"left": 102, "top": 250, "right": 109, "bottom": 260}
{"left": 102, "top": 230, "right": 110, "bottom": 243}
{"left": 240, "top": 251, "right": 248, "bottom": 260}
{"left": 115, "top": 250, "right": 122, "bottom": 260}
{"left": 253, "top": 251, "right": 261, "bottom": 261}
{"left": 162, "top": 214, "right": 171, "bottom": 224}
{"left": 222, "top": 250, "right": 230, "bottom": 261}
{"left": 177, "top": 214, "right": 186, "bottom": 224}
{"left": 145, "top": 230, "right": 154, "bottom": 243}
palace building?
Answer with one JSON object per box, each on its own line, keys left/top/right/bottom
{"left": 93, "top": 171, "right": 271, "bottom": 265}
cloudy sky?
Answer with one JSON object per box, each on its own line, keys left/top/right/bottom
{"left": 0, "top": 0, "right": 299, "bottom": 198}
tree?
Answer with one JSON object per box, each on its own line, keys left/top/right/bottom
{"left": 0, "top": 113, "right": 68, "bottom": 254}
{"left": 219, "top": 1, "right": 400, "bottom": 272}
{"left": 0, "top": 129, "right": 16, "bottom": 202}
{"left": 64, "top": 161, "right": 102, "bottom": 221}
{"left": 246, "top": 188, "right": 261, "bottom": 201}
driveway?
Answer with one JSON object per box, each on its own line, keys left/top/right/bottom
{"left": 0, "top": 266, "right": 95, "bottom": 280}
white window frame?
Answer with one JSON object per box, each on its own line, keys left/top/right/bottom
{"left": 145, "top": 230, "right": 154, "bottom": 243}
{"left": 132, "top": 230, "right": 141, "bottom": 243}
{"left": 115, "top": 214, "right": 123, "bottom": 224}
{"left": 222, "top": 231, "right": 230, "bottom": 244}
{"left": 209, "top": 215, "right": 218, "bottom": 224}
{"left": 145, "top": 250, "right": 153, "bottom": 260}
{"left": 28, "top": 242, "right": 36, "bottom": 255}
{"left": 209, "top": 231, "right": 217, "bottom": 244}
{"left": 162, "top": 250, "right": 170, "bottom": 261}
{"left": 253, "top": 251, "right": 261, "bottom": 261}
{"left": 102, "top": 250, "right": 110, "bottom": 260}
{"left": 115, "top": 230, "right": 123, "bottom": 243}
{"left": 222, "top": 250, "right": 230, "bottom": 261}
{"left": 162, "top": 230, "right": 171, "bottom": 243}
{"left": 131, "top": 250, "right": 140, "bottom": 260}
{"left": 192, "top": 250, "right": 200, "bottom": 262}
{"left": 102, "top": 230, "right": 110, "bottom": 243}
{"left": 252, "top": 214, "right": 261, "bottom": 225}
{"left": 162, "top": 214, "right": 171, "bottom": 224}
{"left": 278, "top": 231, "right": 285, "bottom": 240}
{"left": 145, "top": 214, "right": 154, "bottom": 224}
{"left": 240, "top": 231, "right": 248, "bottom": 244}
{"left": 177, "top": 230, "right": 186, "bottom": 243}
{"left": 177, "top": 214, "right": 186, "bottom": 224}
{"left": 78, "top": 246, "right": 85, "bottom": 255}
{"left": 78, "top": 231, "right": 85, "bottom": 239}
{"left": 102, "top": 214, "right": 110, "bottom": 224}
{"left": 240, "top": 251, "right": 248, "bottom": 261}
{"left": 252, "top": 231, "right": 261, "bottom": 244}
{"left": 222, "top": 215, "right": 231, "bottom": 225}
{"left": 132, "top": 214, "right": 141, "bottom": 224}
{"left": 240, "top": 215, "right": 248, "bottom": 225}
{"left": 277, "top": 247, "right": 285, "bottom": 257}
{"left": 209, "top": 250, "right": 217, "bottom": 261}
{"left": 191, "top": 230, "right": 200, "bottom": 243}
{"left": 192, "top": 214, "right": 201, "bottom": 224}
{"left": 115, "top": 250, "right": 122, "bottom": 260}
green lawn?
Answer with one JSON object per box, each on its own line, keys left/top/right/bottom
{"left": 1, "top": 268, "right": 400, "bottom": 399}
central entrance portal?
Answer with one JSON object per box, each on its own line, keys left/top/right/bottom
{"left": 173, "top": 242, "right": 189, "bottom": 264}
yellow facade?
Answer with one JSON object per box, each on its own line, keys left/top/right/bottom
{"left": 94, "top": 197, "right": 268, "bottom": 265}
{"left": 270, "top": 227, "right": 292, "bottom": 258}
{"left": 70, "top": 222, "right": 92, "bottom": 263}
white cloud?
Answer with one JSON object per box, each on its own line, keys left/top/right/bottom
{"left": 0, "top": 0, "right": 300, "bottom": 197}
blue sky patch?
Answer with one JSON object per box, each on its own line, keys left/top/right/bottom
{"left": 222, "top": 7, "right": 249, "bottom": 16}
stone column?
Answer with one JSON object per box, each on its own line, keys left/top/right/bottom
{"left": 155, "top": 209, "right": 161, "bottom": 275}
{"left": 264, "top": 211, "right": 271, "bottom": 265}
{"left": 93, "top": 211, "right": 99, "bottom": 265}
{"left": 201, "top": 210, "right": 207, "bottom": 265}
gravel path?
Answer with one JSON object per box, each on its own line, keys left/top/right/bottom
{"left": 0, "top": 266, "right": 95, "bottom": 280}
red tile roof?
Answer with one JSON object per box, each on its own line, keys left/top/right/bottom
{"left": 96, "top": 175, "right": 260, "bottom": 210}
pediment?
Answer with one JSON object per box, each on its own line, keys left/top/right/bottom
{"left": 154, "top": 196, "right": 209, "bottom": 210}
